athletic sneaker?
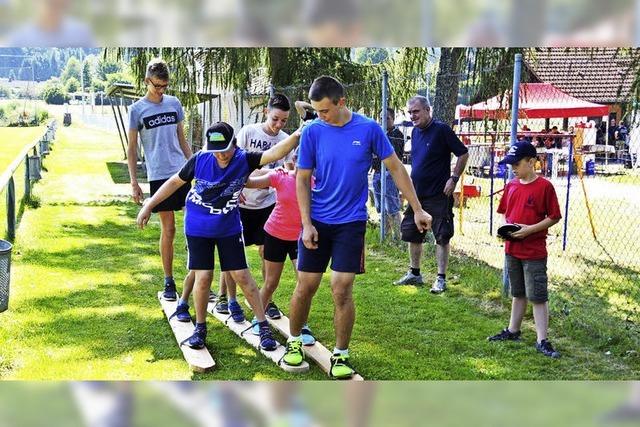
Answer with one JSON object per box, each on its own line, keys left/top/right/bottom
{"left": 265, "top": 301, "right": 281, "bottom": 319}
{"left": 430, "top": 276, "right": 447, "bottom": 294}
{"left": 250, "top": 317, "right": 260, "bottom": 336}
{"left": 186, "top": 326, "right": 206, "bottom": 349}
{"left": 162, "top": 281, "right": 177, "bottom": 301}
{"left": 282, "top": 339, "right": 304, "bottom": 366}
{"left": 536, "top": 339, "right": 561, "bottom": 358}
{"left": 228, "top": 300, "right": 246, "bottom": 323}
{"left": 393, "top": 270, "right": 424, "bottom": 286}
{"left": 215, "top": 294, "right": 230, "bottom": 314}
{"left": 487, "top": 328, "right": 522, "bottom": 341}
{"left": 174, "top": 302, "right": 191, "bottom": 323}
{"left": 329, "top": 353, "right": 355, "bottom": 379}
{"left": 301, "top": 325, "right": 316, "bottom": 346}
{"left": 258, "top": 323, "right": 277, "bottom": 351}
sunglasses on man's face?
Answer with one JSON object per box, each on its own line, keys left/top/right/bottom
{"left": 148, "top": 80, "right": 169, "bottom": 89}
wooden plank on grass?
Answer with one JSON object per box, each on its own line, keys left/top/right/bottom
{"left": 206, "top": 300, "right": 309, "bottom": 373}
{"left": 158, "top": 292, "right": 215, "bottom": 373}
{"left": 242, "top": 300, "right": 364, "bottom": 380}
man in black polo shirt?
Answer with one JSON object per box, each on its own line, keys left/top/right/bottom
{"left": 394, "top": 95, "right": 469, "bottom": 294}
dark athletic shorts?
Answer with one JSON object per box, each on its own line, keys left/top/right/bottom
{"left": 297, "top": 220, "right": 366, "bottom": 274}
{"left": 401, "top": 193, "right": 454, "bottom": 245}
{"left": 505, "top": 254, "right": 549, "bottom": 303}
{"left": 186, "top": 233, "right": 247, "bottom": 271}
{"left": 263, "top": 231, "right": 298, "bottom": 263}
{"left": 240, "top": 204, "right": 275, "bottom": 246}
{"left": 149, "top": 178, "right": 191, "bottom": 213}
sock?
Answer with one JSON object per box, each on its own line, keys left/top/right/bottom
{"left": 411, "top": 268, "right": 421, "bottom": 276}
{"left": 164, "top": 276, "right": 174, "bottom": 284}
{"left": 229, "top": 297, "right": 237, "bottom": 304}
{"left": 288, "top": 335, "right": 302, "bottom": 343}
{"left": 438, "top": 273, "right": 446, "bottom": 280}
{"left": 258, "top": 320, "right": 269, "bottom": 328}
{"left": 333, "top": 347, "right": 349, "bottom": 356}
{"left": 195, "top": 322, "right": 206, "bottom": 331}
{"left": 178, "top": 298, "right": 187, "bottom": 306}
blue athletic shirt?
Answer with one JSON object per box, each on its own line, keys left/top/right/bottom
{"left": 178, "top": 149, "right": 262, "bottom": 238}
{"left": 297, "top": 112, "right": 394, "bottom": 224}
{"left": 410, "top": 120, "right": 468, "bottom": 198}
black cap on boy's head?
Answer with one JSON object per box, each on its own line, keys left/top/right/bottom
{"left": 205, "top": 122, "right": 236, "bottom": 152}
{"left": 499, "top": 141, "right": 537, "bottom": 165}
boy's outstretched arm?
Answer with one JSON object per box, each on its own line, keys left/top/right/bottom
{"left": 136, "top": 174, "right": 187, "bottom": 229}
{"left": 259, "top": 129, "right": 301, "bottom": 166}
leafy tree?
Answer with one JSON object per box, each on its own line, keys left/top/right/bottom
{"left": 82, "top": 61, "right": 92, "bottom": 89}
{"left": 65, "top": 77, "right": 80, "bottom": 93}
{"left": 61, "top": 57, "right": 82, "bottom": 83}
{"left": 353, "top": 48, "right": 391, "bottom": 64}
{"left": 97, "top": 58, "right": 122, "bottom": 81}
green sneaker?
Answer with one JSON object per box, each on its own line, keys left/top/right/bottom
{"left": 329, "top": 354, "right": 355, "bottom": 379}
{"left": 282, "top": 339, "right": 304, "bottom": 366}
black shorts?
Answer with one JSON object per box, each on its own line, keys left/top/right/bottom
{"left": 150, "top": 179, "right": 190, "bottom": 213}
{"left": 186, "top": 233, "right": 248, "bottom": 271}
{"left": 297, "top": 220, "right": 366, "bottom": 274}
{"left": 263, "top": 231, "right": 298, "bottom": 263}
{"left": 240, "top": 205, "right": 275, "bottom": 246}
{"left": 401, "top": 193, "right": 454, "bottom": 245}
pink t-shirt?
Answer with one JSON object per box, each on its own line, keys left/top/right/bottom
{"left": 264, "top": 169, "right": 307, "bottom": 241}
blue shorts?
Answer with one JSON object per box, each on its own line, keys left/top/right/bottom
{"left": 372, "top": 171, "right": 401, "bottom": 215}
{"left": 186, "top": 233, "right": 247, "bottom": 271}
{"left": 297, "top": 220, "right": 366, "bottom": 274}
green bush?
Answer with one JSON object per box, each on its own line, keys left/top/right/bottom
{"left": 0, "top": 83, "right": 13, "bottom": 98}
{"left": 41, "top": 79, "right": 68, "bottom": 105}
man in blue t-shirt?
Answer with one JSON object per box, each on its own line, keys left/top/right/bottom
{"left": 394, "top": 95, "right": 469, "bottom": 294}
{"left": 281, "top": 76, "right": 432, "bottom": 379}
{"left": 136, "top": 122, "right": 301, "bottom": 351}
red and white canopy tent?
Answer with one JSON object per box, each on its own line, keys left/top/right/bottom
{"left": 456, "top": 83, "right": 609, "bottom": 120}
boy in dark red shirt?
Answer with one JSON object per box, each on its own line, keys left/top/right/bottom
{"left": 488, "top": 142, "right": 563, "bottom": 358}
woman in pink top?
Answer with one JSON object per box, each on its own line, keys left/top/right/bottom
{"left": 245, "top": 153, "right": 316, "bottom": 344}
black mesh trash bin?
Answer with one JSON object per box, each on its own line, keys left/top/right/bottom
{"left": 0, "top": 240, "right": 12, "bottom": 313}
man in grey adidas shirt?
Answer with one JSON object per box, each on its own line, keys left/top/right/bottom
{"left": 128, "top": 58, "right": 192, "bottom": 301}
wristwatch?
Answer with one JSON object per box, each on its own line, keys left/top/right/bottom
{"left": 450, "top": 175, "right": 460, "bottom": 183}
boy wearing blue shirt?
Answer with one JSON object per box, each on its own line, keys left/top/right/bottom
{"left": 281, "top": 76, "right": 432, "bottom": 378}
{"left": 137, "top": 122, "right": 301, "bottom": 350}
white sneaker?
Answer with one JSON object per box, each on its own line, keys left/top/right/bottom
{"left": 430, "top": 276, "right": 447, "bottom": 294}
{"left": 393, "top": 270, "right": 425, "bottom": 286}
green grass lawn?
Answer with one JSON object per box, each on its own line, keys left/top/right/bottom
{"left": 0, "top": 122, "right": 638, "bottom": 380}
{"left": 0, "top": 126, "right": 46, "bottom": 171}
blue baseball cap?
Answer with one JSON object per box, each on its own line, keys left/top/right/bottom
{"left": 499, "top": 141, "right": 537, "bottom": 165}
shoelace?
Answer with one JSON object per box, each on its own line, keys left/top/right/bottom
{"left": 278, "top": 340, "right": 303, "bottom": 365}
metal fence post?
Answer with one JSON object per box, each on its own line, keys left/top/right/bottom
{"left": 502, "top": 53, "right": 523, "bottom": 297}
{"left": 24, "top": 154, "right": 30, "bottom": 200}
{"left": 6, "top": 177, "right": 15, "bottom": 241}
{"left": 381, "top": 71, "right": 389, "bottom": 242}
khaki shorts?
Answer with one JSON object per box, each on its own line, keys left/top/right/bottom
{"left": 505, "top": 254, "right": 548, "bottom": 303}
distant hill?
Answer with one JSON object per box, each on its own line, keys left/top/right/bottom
{"left": 0, "top": 47, "right": 101, "bottom": 81}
